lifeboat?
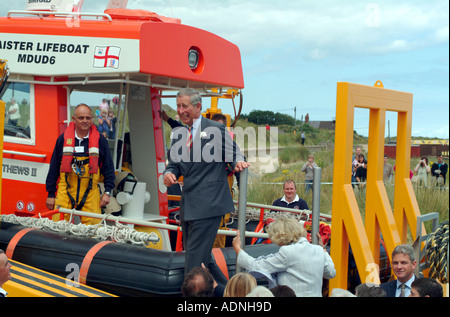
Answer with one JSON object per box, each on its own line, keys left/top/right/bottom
{"left": 0, "top": 0, "right": 243, "bottom": 220}
{"left": 0, "top": 1, "right": 390, "bottom": 297}
{"left": 0, "top": 0, "right": 252, "bottom": 296}
{"left": 0, "top": 220, "right": 280, "bottom": 297}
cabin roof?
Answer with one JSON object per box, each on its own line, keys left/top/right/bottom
{"left": 0, "top": 10, "right": 244, "bottom": 92}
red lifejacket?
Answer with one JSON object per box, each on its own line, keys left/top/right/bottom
{"left": 61, "top": 122, "right": 100, "bottom": 174}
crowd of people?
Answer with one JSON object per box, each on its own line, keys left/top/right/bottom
{"left": 270, "top": 145, "right": 448, "bottom": 198}
{"left": 180, "top": 215, "right": 335, "bottom": 298}
{"left": 169, "top": 113, "right": 446, "bottom": 298}
{"left": 2, "top": 88, "right": 444, "bottom": 299}
{"left": 94, "top": 98, "right": 117, "bottom": 140}
{"left": 1, "top": 235, "right": 445, "bottom": 298}
{"left": 178, "top": 238, "right": 444, "bottom": 298}
{"left": 350, "top": 146, "right": 448, "bottom": 189}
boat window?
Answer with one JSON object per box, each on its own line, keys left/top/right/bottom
{"left": 70, "top": 90, "right": 127, "bottom": 171}
{"left": 3, "top": 82, "right": 35, "bottom": 145}
{"left": 70, "top": 91, "right": 123, "bottom": 140}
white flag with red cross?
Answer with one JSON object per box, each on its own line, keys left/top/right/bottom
{"left": 93, "top": 46, "right": 121, "bottom": 69}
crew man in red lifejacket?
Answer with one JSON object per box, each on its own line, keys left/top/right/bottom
{"left": 45, "top": 103, "right": 115, "bottom": 225}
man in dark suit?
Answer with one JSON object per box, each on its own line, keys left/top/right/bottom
{"left": 163, "top": 88, "right": 249, "bottom": 278}
{"left": 380, "top": 244, "right": 417, "bottom": 297}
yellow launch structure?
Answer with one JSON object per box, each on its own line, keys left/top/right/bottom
{"left": 204, "top": 88, "right": 240, "bottom": 127}
{"left": 330, "top": 81, "right": 424, "bottom": 291}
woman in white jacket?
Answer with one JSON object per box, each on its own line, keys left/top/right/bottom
{"left": 413, "top": 157, "right": 430, "bottom": 187}
{"left": 232, "top": 216, "right": 336, "bottom": 297}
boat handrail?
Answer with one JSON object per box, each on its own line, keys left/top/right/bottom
{"left": 58, "top": 208, "right": 269, "bottom": 239}
{"left": 232, "top": 199, "right": 332, "bottom": 221}
{"left": 7, "top": 10, "right": 113, "bottom": 22}
{"left": 3, "top": 150, "right": 46, "bottom": 158}
{"left": 7, "top": 75, "right": 235, "bottom": 95}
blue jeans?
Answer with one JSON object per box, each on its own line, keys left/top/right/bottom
{"left": 305, "top": 179, "right": 313, "bottom": 194}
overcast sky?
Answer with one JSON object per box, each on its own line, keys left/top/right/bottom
{"left": 1, "top": 0, "right": 448, "bottom": 138}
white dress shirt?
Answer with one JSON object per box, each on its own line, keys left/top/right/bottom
{"left": 395, "top": 275, "right": 415, "bottom": 297}
{"left": 189, "top": 115, "right": 202, "bottom": 146}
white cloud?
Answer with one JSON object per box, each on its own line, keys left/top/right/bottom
{"left": 434, "top": 25, "right": 449, "bottom": 43}
{"left": 308, "top": 49, "right": 328, "bottom": 61}
{"left": 2, "top": 1, "right": 447, "bottom": 59}
{"left": 1, "top": 0, "right": 447, "bottom": 138}
{"left": 127, "top": 0, "right": 447, "bottom": 70}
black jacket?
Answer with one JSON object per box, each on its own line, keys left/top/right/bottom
{"left": 46, "top": 133, "right": 115, "bottom": 198}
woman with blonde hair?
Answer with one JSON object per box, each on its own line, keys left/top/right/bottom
{"left": 223, "top": 272, "right": 256, "bottom": 297}
{"left": 232, "top": 215, "right": 336, "bottom": 297}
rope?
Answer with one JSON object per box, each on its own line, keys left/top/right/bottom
{"left": 0, "top": 213, "right": 160, "bottom": 247}
{"left": 229, "top": 207, "right": 326, "bottom": 224}
{"left": 426, "top": 221, "right": 448, "bottom": 284}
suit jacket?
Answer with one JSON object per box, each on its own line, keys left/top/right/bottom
{"left": 380, "top": 279, "right": 398, "bottom": 297}
{"left": 380, "top": 275, "right": 417, "bottom": 297}
{"left": 165, "top": 116, "right": 244, "bottom": 221}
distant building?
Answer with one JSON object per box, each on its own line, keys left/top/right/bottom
{"left": 307, "top": 120, "right": 335, "bottom": 130}
{"left": 384, "top": 140, "right": 449, "bottom": 159}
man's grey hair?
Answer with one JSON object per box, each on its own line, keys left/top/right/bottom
{"left": 392, "top": 244, "right": 415, "bottom": 262}
{"left": 177, "top": 88, "right": 202, "bottom": 108}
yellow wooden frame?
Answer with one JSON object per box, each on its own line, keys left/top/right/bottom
{"left": 329, "top": 81, "right": 423, "bottom": 290}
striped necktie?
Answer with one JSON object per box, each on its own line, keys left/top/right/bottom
{"left": 399, "top": 283, "right": 406, "bottom": 297}
{"left": 186, "top": 126, "right": 193, "bottom": 150}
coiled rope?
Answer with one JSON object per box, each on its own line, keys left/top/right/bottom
{"left": 0, "top": 213, "right": 160, "bottom": 247}
{"left": 229, "top": 208, "right": 312, "bottom": 225}
{"left": 426, "top": 221, "right": 448, "bottom": 284}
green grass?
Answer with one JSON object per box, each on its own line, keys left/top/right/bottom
{"left": 237, "top": 119, "right": 449, "bottom": 234}
{"left": 161, "top": 107, "right": 448, "bottom": 231}
{"left": 245, "top": 151, "right": 448, "bottom": 241}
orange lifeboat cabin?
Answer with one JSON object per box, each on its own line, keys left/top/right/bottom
{"left": 0, "top": 3, "right": 244, "bottom": 222}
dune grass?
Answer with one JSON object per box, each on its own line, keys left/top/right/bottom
{"left": 161, "top": 108, "right": 448, "bottom": 231}
{"left": 245, "top": 147, "right": 449, "bottom": 233}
